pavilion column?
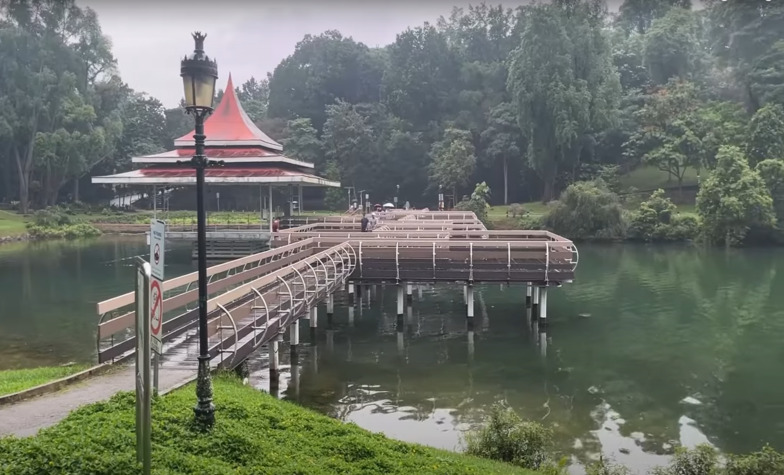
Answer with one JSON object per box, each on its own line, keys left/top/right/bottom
{"left": 298, "top": 184, "right": 303, "bottom": 214}
{"left": 268, "top": 185, "right": 273, "bottom": 233}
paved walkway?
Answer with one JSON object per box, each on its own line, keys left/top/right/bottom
{"left": 0, "top": 333, "right": 203, "bottom": 438}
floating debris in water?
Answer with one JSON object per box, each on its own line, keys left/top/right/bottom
{"left": 578, "top": 313, "right": 591, "bottom": 318}
{"left": 588, "top": 385, "right": 601, "bottom": 395}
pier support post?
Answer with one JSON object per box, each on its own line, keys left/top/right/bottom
{"left": 348, "top": 305, "right": 355, "bottom": 326}
{"left": 539, "top": 287, "right": 548, "bottom": 325}
{"left": 532, "top": 286, "right": 540, "bottom": 320}
{"left": 269, "top": 339, "right": 280, "bottom": 385}
{"left": 526, "top": 283, "right": 532, "bottom": 308}
{"left": 326, "top": 294, "right": 334, "bottom": 317}
{"left": 348, "top": 282, "right": 355, "bottom": 303}
{"left": 310, "top": 307, "right": 318, "bottom": 328}
{"left": 397, "top": 284, "right": 405, "bottom": 316}
{"left": 463, "top": 284, "right": 468, "bottom": 305}
{"left": 406, "top": 283, "right": 413, "bottom": 303}
{"left": 290, "top": 319, "right": 300, "bottom": 358}
{"left": 417, "top": 285, "right": 423, "bottom": 300}
{"left": 466, "top": 284, "right": 475, "bottom": 319}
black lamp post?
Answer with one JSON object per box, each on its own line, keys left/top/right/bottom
{"left": 180, "top": 32, "right": 219, "bottom": 428}
{"left": 394, "top": 184, "right": 399, "bottom": 208}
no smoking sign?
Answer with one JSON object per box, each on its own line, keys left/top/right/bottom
{"left": 150, "top": 278, "right": 163, "bottom": 354}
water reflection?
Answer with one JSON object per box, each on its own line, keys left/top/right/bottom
{"left": 0, "top": 237, "right": 193, "bottom": 370}
{"left": 244, "top": 245, "right": 784, "bottom": 474}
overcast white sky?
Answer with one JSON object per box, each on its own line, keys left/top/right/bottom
{"left": 79, "top": 0, "right": 625, "bottom": 108}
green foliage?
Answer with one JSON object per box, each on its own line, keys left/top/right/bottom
{"left": 464, "top": 403, "right": 557, "bottom": 471}
{"left": 616, "top": 0, "right": 691, "bottom": 34}
{"left": 745, "top": 103, "right": 784, "bottom": 166}
{"left": 543, "top": 181, "right": 628, "bottom": 240}
{"left": 643, "top": 8, "right": 704, "bottom": 85}
{"left": 455, "top": 182, "right": 491, "bottom": 224}
{"left": 585, "top": 457, "right": 632, "bottom": 475}
{"left": 429, "top": 128, "right": 477, "bottom": 200}
{"left": 756, "top": 159, "right": 784, "bottom": 225}
{"left": 26, "top": 206, "right": 101, "bottom": 239}
{"left": 507, "top": 0, "right": 621, "bottom": 201}
{"left": 652, "top": 445, "right": 719, "bottom": 475}
{"left": 282, "top": 118, "right": 323, "bottom": 167}
{"left": 323, "top": 160, "right": 346, "bottom": 211}
{"left": 0, "top": 375, "right": 533, "bottom": 475}
{"left": 697, "top": 146, "right": 776, "bottom": 246}
{"left": 629, "top": 189, "right": 698, "bottom": 241}
{"left": 0, "top": 364, "right": 88, "bottom": 396}
{"left": 725, "top": 445, "right": 784, "bottom": 475}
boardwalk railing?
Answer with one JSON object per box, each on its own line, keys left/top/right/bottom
{"left": 305, "top": 239, "right": 577, "bottom": 283}
{"left": 95, "top": 238, "right": 329, "bottom": 363}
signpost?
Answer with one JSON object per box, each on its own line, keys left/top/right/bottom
{"left": 149, "top": 219, "right": 165, "bottom": 391}
{"left": 134, "top": 258, "right": 152, "bottom": 475}
{"left": 150, "top": 219, "right": 165, "bottom": 282}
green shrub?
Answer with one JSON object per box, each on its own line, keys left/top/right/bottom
{"left": 464, "top": 403, "right": 558, "bottom": 471}
{"left": 542, "top": 180, "right": 627, "bottom": 240}
{"left": 586, "top": 457, "right": 631, "bottom": 475}
{"left": 30, "top": 207, "right": 72, "bottom": 227}
{"left": 455, "top": 182, "right": 491, "bottom": 224}
{"left": 726, "top": 445, "right": 784, "bottom": 475}
{"left": 27, "top": 223, "right": 101, "bottom": 240}
{"left": 652, "top": 445, "right": 720, "bottom": 475}
{"left": 629, "top": 189, "right": 698, "bottom": 242}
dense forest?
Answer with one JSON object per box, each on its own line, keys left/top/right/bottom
{"left": 1, "top": 0, "right": 784, "bottom": 245}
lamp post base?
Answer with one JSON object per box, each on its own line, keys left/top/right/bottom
{"left": 193, "top": 355, "right": 215, "bottom": 428}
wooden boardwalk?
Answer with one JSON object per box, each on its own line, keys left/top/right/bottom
{"left": 93, "top": 209, "right": 576, "bottom": 383}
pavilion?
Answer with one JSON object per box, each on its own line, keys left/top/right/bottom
{"left": 92, "top": 75, "right": 340, "bottom": 231}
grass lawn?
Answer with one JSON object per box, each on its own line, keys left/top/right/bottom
{"left": 0, "top": 365, "right": 89, "bottom": 397}
{"left": 0, "top": 374, "right": 535, "bottom": 475}
{"left": 0, "top": 210, "right": 28, "bottom": 237}
{"left": 619, "top": 165, "right": 700, "bottom": 192}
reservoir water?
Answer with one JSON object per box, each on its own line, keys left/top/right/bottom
{"left": 1, "top": 237, "right": 782, "bottom": 472}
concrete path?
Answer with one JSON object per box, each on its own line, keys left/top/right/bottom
{"left": 0, "top": 331, "right": 203, "bottom": 438}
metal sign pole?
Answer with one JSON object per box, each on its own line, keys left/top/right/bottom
{"left": 134, "top": 257, "right": 152, "bottom": 473}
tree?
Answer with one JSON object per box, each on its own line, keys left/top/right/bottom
{"left": 625, "top": 80, "right": 703, "bottom": 191}
{"left": 696, "top": 145, "right": 775, "bottom": 246}
{"left": 236, "top": 76, "right": 269, "bottom": 123}
{"left": 0, "top": 0, "right": 116, "bottom": 211}
{"left": 282, "top": 118, "right": 322, "bottom": 168}
{"left": 616, "top": 0, "right": 692, "bottom": 34}
{"left": 643, "top": 8, "right": 704, "bottom": 85}
{"left": 756, "top": 159, "right": 784, "bottom": 225}
{"left": 480, "top": 102, "right": 522, "bottom": 204}
{"left": 382, "top": 23, "right": 461, "bottom": 129}
{"left": 507, "top": 0, "right": 621, "bottom": 201}
{"left": 428, "top": 128, "right": 476, "bottom": 201}
{"left": 745, "top": 103, "right": 784, "bottom": 166}
{"left": 706, "top": 0, "right": 784, "bottom": 111}
{"left": 321, "top": 100, "right": 374, "bottom": 191}
{"left": 267, "top": 31, "right": 383, "bottom": 130}
{"left": 322, "top": 160, "right": 345, "bottom": 211}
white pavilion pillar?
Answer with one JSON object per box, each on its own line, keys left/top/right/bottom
{"left": 268, "top": 185, "right": 273, "bottom": 233}
{"left": 298, "top": 184, "right": 304, "bottom": 214}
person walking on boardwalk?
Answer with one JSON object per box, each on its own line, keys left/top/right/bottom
{"left": 361, "top": 214, "right": 369, "bottom": 232}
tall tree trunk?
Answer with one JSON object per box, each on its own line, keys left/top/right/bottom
{"left": 542, "top": 178, "right": 554, "bottom": 203}
{"left": 503, "top": 157, "right": 508, "bottom": 205}
{"left": 73, "top": 177, "right": 80, "bottom": 203}
{"left": 13, "top": 147, "right": 30, "bottom": 214}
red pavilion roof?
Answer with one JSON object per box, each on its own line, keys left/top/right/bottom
{"left": 174, "top": 74, "right": 283, "bottom": 152}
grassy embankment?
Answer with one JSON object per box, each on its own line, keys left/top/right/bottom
{"left": 0, "top": 374, "right": 535, "bottom": 475}
{"left": 0, "top": 365, "right": 89, "bottom": 397}
{"left": 0, "top": 210, "right": 28, "bottom": 238}
{"left": 488, "top": 166, "right": 699, "bottom": 228}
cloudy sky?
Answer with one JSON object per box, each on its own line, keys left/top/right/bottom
{"left": 79, "top": 0, "right": 624, "bottom": 108}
